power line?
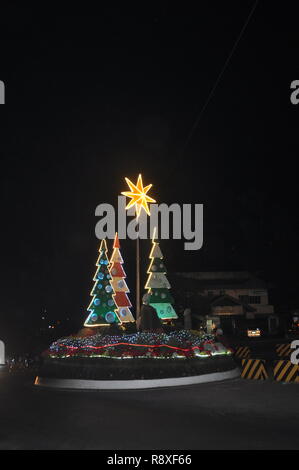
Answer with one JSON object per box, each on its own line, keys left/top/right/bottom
{"left": 183, "top": 1, "right": 259, "bottom": 151}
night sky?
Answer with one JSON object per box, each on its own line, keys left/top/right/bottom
{"left": 0, "top": 4, "right": 298, "bottom": 337}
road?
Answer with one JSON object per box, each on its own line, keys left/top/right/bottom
{"left": 0, "top": 371, "right": 298, "bottom": 449}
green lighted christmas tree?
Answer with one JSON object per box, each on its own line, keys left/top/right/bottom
{"left": 84, "top": 239, "right": 120, "bottom": 327}
{"left": 145, "top": 237, "right": 178, "bottom": 322}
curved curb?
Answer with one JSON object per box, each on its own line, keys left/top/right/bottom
{"left": 34, "top": 367, "right": 240, "bottom": 390}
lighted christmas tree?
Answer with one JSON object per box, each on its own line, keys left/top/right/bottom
{"left": 110, "top": 233, "right": 135, "bottom": 323}
{"left": 84, "top": 239, "right": 120, "bottom": 327}
{"left": 145, "top": 237, "right": 178, "bottom": 321}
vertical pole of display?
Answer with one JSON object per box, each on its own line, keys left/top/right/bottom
{"left": 136, "top": 215, "right": 141, "bottom": 321}
{"left": 121, "top": 175, "right": 156, "bottom": 324}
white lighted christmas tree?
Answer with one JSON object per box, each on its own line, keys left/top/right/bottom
{"left": 145, "top": 236, "right": 178, "bottom": 321}
{"left": 110, "top": 233, "right": 135, "bottom": 323}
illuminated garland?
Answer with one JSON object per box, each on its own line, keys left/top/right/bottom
{"left": 47, "top": 331, "right": 230, "bottom": 360}
{"left": 49, "top": 330, "right": 213, "bottom": 349}
{"left": 52, "top": 342, "right": 204, "bottom": 353}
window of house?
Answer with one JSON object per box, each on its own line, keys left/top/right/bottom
{"left": 248, "top": 296, "right": 261, "bottom": 304}
{"left": 239, "top": 295, "right": 261, "bottom": 304}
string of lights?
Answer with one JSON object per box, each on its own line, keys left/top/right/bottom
{"left": 47, "top": 330, "right": 230, "bottom": 360}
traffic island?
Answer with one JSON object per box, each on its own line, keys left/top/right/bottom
{"left": 34, "top": 330, "right": 240, "bottom": 390}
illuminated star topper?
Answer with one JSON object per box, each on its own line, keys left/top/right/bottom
{"left": 121, "top": 174, "right": 156, "bottom": 217}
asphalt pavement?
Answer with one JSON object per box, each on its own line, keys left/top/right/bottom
{"left": 0, "top": 371, "right": 298, "bottom": 450}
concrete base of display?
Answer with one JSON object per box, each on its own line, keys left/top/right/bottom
{"left": 0, "top": 364, "right": 7, "bottom": 375}
{"left": 34, "top": 367, "right": 240, "bottom": 390}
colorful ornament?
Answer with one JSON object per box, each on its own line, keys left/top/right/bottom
{"left": 105, "top": 312, "right": 116, "bottom": 323}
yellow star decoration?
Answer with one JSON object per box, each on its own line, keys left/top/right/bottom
{"left": 121, "top": 174, "right": 156, "bottom": 217}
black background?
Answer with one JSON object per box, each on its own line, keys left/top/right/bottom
{"left": 0, "top": 3, "right": 298, "bottom": 343}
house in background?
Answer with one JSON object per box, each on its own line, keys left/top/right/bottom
{"left": 170, "top": 271, "right": 278, "bottom": 336}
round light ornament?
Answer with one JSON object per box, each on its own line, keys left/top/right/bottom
{"left": 120, "top": 308, "right": 127, "bottom": 317}
{"left": 105, "top": 312, "right": 116, "bottom": 323}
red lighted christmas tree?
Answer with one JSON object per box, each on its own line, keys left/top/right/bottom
{"left": 109, "top": 233, "right": 135, "bottom": 323}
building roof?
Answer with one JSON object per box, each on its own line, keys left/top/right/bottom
{"left": 170, "top": 271, "right": 270, "bottom": 290}
{"left": 210, "top": 294, "right": 256, "bottom": 312}
{"left": 174, "top": 292, "right": 256, "bottom": 315}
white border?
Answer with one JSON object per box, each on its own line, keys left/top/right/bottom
{"left": 34, "top": 367, "right": 240, "bottom": 390}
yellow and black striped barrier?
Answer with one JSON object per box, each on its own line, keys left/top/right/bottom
{"left": 234, "top": 346, "right": 251, "bottom": 359}
{"left": 241, "top": 359, "right": 268, "bottom": 380}
{"left": 276, "top": 343, "right": 292, "bottom": 357}
{"left": 273, "top": 360, "right": 299, "bottom": 383}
